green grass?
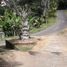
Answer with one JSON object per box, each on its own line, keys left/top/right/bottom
{"left": 64, "top": 10, "right": 67, "bottom": 14}
{"left": 16, "top": 45, "right": 34, "bottom": 52}
{"left": 30, "top": 17, "right": 56, "bottom": 33}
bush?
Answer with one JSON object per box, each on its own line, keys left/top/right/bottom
{"left": 0, "top": 9, "right": 22, "bottom": 36}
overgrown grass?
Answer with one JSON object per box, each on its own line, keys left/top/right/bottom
{"left": 15, "top": 45, "right": 34, "bottom": 52}
{"left": 30, "top": 17, "right": 56, "bottom": 33}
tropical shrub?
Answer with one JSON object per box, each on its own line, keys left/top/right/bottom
{"left": 0, "top": 9, "right": 22, "bottom": 36}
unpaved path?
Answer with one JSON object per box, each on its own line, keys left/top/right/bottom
{"left": 0, "top": 29, "right": 67, "bottom": 67}
{"left": 33, "top": 33, "right": 67, "bottom": 52}
{"left": 0, "top": 10, "right": 67, "bottom": 67}
{"left": 33, "top": 10, "right": 67, "bottom": 36}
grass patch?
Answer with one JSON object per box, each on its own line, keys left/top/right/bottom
{"left": 64, "top": 10, "right": 67, "bottom": 14}
{"left": 16, "top": 45, "right": 34, "bottom": 52}
{"left": 30, "top": 17, "right": 56, "bottom": 33}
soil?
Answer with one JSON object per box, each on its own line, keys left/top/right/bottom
{"left": 0, "top": 28, "right": 67, "bottom": 67}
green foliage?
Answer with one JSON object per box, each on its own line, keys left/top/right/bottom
{"left": 28, "top": 0, "right": 58, "bottom": 29}
{"left": 0, "top": 9, "right": 22, "bottom": 36}
{"left": 48, "top": 0, "right": 58, "bottom": 17}
{"left": 29, "top": 16, "right": 41, "bottom": 29}
{"left": 0, "top": 0, "right": 58, "bottom": 36}
{"left": 0, "top": 6, "right": 5, "bottom": 16}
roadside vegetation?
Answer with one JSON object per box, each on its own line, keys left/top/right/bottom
{"left": 30, "top": 17, "right": 56, "bottom": 33}
{"left": 0, "top": 0, "right": 58, "bottom": 37}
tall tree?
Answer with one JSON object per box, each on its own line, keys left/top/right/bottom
{"left": 0, "top": 0, "right": 51, "bottom": 40}
{"left": 1, "top": 0, "right": 32, "bottom": 40}
{"left": 41, "top": 0, "right": 50, "bottom": 23}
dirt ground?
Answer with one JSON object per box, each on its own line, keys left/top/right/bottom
{"left": 0, "top": 28, "right": 67, "bottom": 67}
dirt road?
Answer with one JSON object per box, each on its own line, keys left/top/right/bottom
{"left": 33, "top": 10, "right": 67, "bottom": 36}
{"left": 0, "top": 10, "right": 67, "bottom": 67}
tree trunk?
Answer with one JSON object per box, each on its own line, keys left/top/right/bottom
{"left": 19, "top": 19, "right": 30, "bottom": 40}
{"left": 41, "top": 0, "right": 50, "bottom": 24}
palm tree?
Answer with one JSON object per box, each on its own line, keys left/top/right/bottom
{"left": 0, "top": 0, "right": 50, "bottom": 40}
{"left": 0, "top": 0, "right": 31, "bottom": 40}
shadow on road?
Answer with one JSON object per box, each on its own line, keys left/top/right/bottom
{"left": 0, "top": 58, "right": 23, "bottom": 67}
